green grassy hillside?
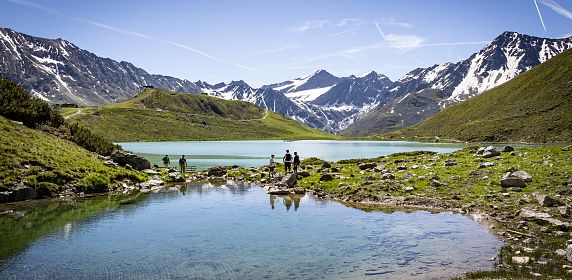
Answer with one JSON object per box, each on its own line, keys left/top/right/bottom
{"left": 0, "top": 116, "right": 146, "bottom": 197}
{"left": 68, "top": 89, "right": 340, "bottom": 141}
{"left": 380, "top": 48, "right": 572, "bottom": 143}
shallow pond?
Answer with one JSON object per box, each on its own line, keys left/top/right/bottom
{"left": 0, "top": 182, "right": 502, "bottom": 279}
{"left": 119, "top": 140, "right": 470, "bottom": 170}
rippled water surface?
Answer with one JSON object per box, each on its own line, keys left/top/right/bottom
{"left": 0, "top": 182, "right": 502, "bottom": 279}
{"left": 119, "top": 140, "right": 469, "bottom": 170}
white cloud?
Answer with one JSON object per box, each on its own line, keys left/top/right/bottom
{"left": 337, "top": 18, "right": 361, "bottom": 27}
{"left": 375, "top": 21, "right": 425, "bottom": 50}
{"left": 539, "top": 0, "right": 572, "bottom": 20}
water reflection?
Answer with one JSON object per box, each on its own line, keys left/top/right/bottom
{"left": 269, "top": 194, "right": 303, "bottom": 211}
{"left": 0, "top": 183, "right": 502, "bottom": 280}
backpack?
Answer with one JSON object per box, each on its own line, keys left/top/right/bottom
{"left": 179, "top": 158, "right": 186, "bottom": 165}
{"left": 285, "top": 153, "right": 292, "bottom": 162}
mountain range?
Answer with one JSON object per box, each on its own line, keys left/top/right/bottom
{"left": 1, "top": 27, "right": 571, "bottom": 135}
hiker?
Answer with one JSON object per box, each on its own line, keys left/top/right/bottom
{"left": 293, "top": 152, "right": 300, "bottom": 173}
{"left": 269, "top": 154, "right": 276, "bottom": 178}
{"left": 162, "top": 155, "right": 170, "bottom": 168}
{"left": 283, "top": 150, "right": 292, "bottom": 173}
{"left": 179, "top": 155, "right": 187, "bottom": 174}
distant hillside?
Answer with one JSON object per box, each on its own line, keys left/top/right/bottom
{"left": 380, "top": 48, "right": 572, "bottom": 143}
{"left": 68, "top": 89, "right": 339, "bottom": 141}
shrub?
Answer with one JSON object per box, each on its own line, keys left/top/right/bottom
{"left": 301, "top": 157, "right": 325, "bottom": 165}
{"left": 67, "top": 123, "right": 119, "bottom": 156}
{"left": 35, "top": 182, "right": 62, "bottom": 198}
{"left": 0, "top": 77, "right": 63, "bottom": 128}
{"left": 78, "top": 173, "right": 110, "bottom": 193}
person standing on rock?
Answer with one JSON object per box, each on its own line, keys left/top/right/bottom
{"left": 283, "top": 150, "right": 292, "bottom": 173}
{"left": 269, "top": 154, "right": 276, "bottom": 178}
{"left": 162, "top": 155, "right": 170, "bottom": 168}
{"left": 179, "top": 155, "right": 187, "bottom": 175}
{"left": 293, "top": 152, "right": 300, "bottom": 173}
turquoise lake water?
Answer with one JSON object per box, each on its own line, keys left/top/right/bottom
{"left": 119, "top": 140, "right": 469, "bottom": 170}
{"left": 0, "top": 182, "right": 502, "bottom": 279}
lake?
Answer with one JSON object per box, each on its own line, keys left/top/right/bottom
{"left": 0, "top": 182, "right": 502, "bottom": 279}
{"left": 119, "top": 140, "right": 470, "bottom": 170}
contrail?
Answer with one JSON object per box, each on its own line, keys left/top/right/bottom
{"left": 7, "top": 0, "right": 256, "bottom": 71}
{"left": 374, "top": 20, "right": 388, "bottom": 40}
{"left": 534, "top": 0, "right": 547, "bottom": 31}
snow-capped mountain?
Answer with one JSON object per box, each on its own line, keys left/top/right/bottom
{"left": 342, "top": 31, "right": 572, "bottom": 136}
{"left": 2, "top": 27, "right": 571, "bottom": 135}
{"left": 0, "top": 28, "right": 200, "bottom": 105}
{"left": 197, "top": 70, "right": 394, "bottom": 133}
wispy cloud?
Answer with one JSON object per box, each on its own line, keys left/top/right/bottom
{"left": 374, "top": 21, "right": 425, "bottom": 50}
{"left": 258, "top": 42, "right": 300, "bottom": 54}
{"left": 291, "top": 18, "right": 363, "bottom": 32}
{"left": 8, "top": 0, "right": 256, "bottom": 71}
{"left": 375, "top": 18, "right": 414, "bottom": 29}
{"left": 291, "top": 19, "right": 332, "bottom": 32}
{"left": 538, "top": 0, "right": 572, "bottom": 20}
{"left": 533, "top": 0, "right": 547, "bottom": 31}
{"left": 309, "top": 40, "right": 490, "bottom": 63}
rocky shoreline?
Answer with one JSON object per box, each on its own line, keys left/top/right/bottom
{"left": 2, "top": 145, "right": 572, "bottom": 279}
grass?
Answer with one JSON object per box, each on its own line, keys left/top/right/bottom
{"left": 290, "top": 146, "right": 572, "bottom": 278}
{"left": 378, "top": 48, "right": 572, "bottom": 144}
{"left": 69, "top": 89, "right": 340, "bottom": 141}
{"left": 0, "top": 116, "right": 147, "bottom": 196}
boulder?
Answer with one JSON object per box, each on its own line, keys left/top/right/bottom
{"left": 512, "top": 256, "right": 530, "bottom": 264}
{"left": 0, "top": 184, "right": 37, "bottom": 202}
{"left": 512, "top": 170, "right": 533, "bottom": 182}
{"left": 404, "top": 186, "right": 414, "bottom": 192}
{"left": 479, "top": 146, "right": 500, "bottom": 158}
{"left": 330, "top": 167, "right": 340, "bottom": 173}
{"left": 519, "top": 209, "right": 572, "bottom": 230}
{"left": 319, "top": 174, "right": 335, "bottom": 182}
{"left": 267, "top": 187, "right": 290, "bottom": 195}
{"left": 381, "top": 173, "right": 395, "bottom": 180}
{"left": 478, "top": 162, "right": 495, "bottom": 169}
{"left": 281, "top": 173, "right": 297, "bottom": 188}
{"left": 503, "top": 145, "right": 514, "bottom": 152}
{"left": 567, "top": 244, "right": 572, "bottom": 263}
{"left": 321, "top": 161, "right": 331, "bottom": 169}
{"left": 444, "top": 159, "right": 457, "bottom": 166}
{"left": 293, "top": 186, "right": 306, "bottom": 194}
{"left": 110, "top": 150, "right": 151, "bottom": 171}
{"left": 373, "top": 165, "right": 385, "bottom": 172}
{"left": 207, "top": 166, "right": 227, "bottom": 177}
{"left": 396, "top": 165, "right": 407, "bottom": 170}
{"left": 103, "top": 160, "right": 118, "bottom": 167}
{"left": 297, "top": 171, "right": 311, "bottom": 177}
{"left": 559, "top": 205, "right": 571, "bottom": 217}
{"left": 500, "top": 171, "right": 532, "bottom": 188}
{"left": 174, "top": 175, "right": 186, "bottom": 183}
{"left": 142, "top": 169, "right": 161, "bottom": 175}
{"left": 534, "top": 193, "right": 562, "bottom": 207}
{"left": 358, "top": 163, "right": 376, "bottom": 170}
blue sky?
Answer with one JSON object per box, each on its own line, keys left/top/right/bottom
{"left": 1, "top": 0, "right": 571, "bottom": 87}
